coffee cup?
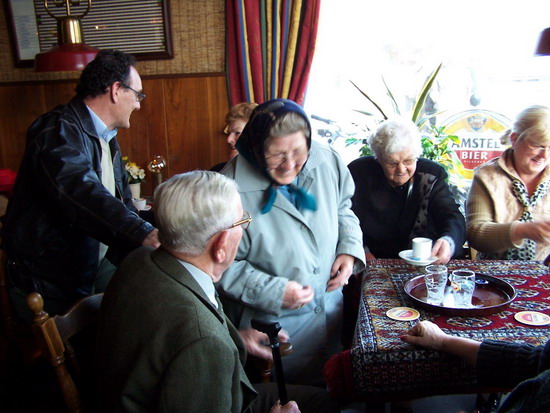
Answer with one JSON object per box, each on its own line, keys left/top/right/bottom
{"left": 412, "top": 237, "right": 432, "bottom": 260}
{"left": 133, "top": 197, "right": 147, "bottom": 211}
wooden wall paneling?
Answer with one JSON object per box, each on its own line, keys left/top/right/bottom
{"left": 178, "top": 76, "right": 227, "bottom": 172}
{"left": 43, "top": 82, "right": 77, "bottom": 114}
{"left": 206, "top": 76, "right": 231, "bottom": 167}
{"left": 0, "top": 84, "right": 47, "bottom": 171}
{"left": 163, "top": 77, "right": 188, "bottom": 176}
{"left": 163, "top": 76, "right": 228, "bottom": 175}
{"left": 162, "top": 76, "right": 228, "bottom": 175}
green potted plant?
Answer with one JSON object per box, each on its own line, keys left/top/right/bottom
{"left": 346, "top": 63, "right": 469, "bottom": 213}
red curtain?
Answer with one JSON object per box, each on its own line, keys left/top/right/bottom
{"left": 226, "top": 0, "right": 321, "bottom": 106}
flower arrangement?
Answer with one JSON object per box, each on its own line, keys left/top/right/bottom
{"left": 123, "top": 156, "right": 146, "bottom": 184}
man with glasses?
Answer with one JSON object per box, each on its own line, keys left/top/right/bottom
{"left": 3, "top": 49, "right": 159, "bottom": 322}
{"left": 96, "top": 171, "right": 339, "bottom": 413}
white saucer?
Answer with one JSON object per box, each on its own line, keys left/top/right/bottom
{"left": 141, "top": 205, "right": 152, "bottom": 211}
{"left": 398, "top": 249, "right": 437, "bottom": 266}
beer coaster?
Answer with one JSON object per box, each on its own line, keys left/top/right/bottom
{"left": 514, "top": 311, "right": 550, "bottom": 326}
{"left": 386, "top": 307, "right": 420, "bottom": 321}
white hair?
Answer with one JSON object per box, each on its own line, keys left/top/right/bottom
{"left": 153, "top": 171, "right": 241, "bottom": 255}
{"left": 368, "top": 117, "right": 423, "bottom": 159}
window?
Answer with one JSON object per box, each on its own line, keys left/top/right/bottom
{"left": 305, "top": 0, "right": 550, "bottom": 166}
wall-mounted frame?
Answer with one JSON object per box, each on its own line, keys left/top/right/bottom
{"left": 4, "top": 0, "right": 174, "bottom": 68}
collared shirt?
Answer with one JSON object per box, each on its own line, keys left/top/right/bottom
{"left": 177, "top": 260, "right": 218, "bottom": 309}
{"left": 87, "top": 106, "right": 117, "bottom": 260}
{"left": 87, "top": 106, "right": 118, "bottom": 143}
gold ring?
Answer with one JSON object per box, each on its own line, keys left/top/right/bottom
{"left": 298, "top": 304, "right": 304, "bottom": 309}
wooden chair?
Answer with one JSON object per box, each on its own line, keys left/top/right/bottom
{"left": 27, "top": 292, "right": 103, "bottom": 413}
{"left": 0, "top": 249, "right": 42, "bottom": 366}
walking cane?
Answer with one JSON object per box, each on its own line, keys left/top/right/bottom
{"left": 251, "top": 319, "right": 288, "bottom": 405}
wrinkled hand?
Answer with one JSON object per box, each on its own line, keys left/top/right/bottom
{"left": 432, "top": 238, "right": 451, "bottom": 264}
{"left": 326, "top": 254, "right": 355, "bottom": 292}
{"left": 270, "top": 400, "right": 301, "bottom": 413}
{"left": 142, "top": 228, "right": 160, "bottom": 248}
{"left": 400, "top": 320, "right": 447, "bottom": 351}
{"left": 282, "top": 281, "right": 314, "bottom": 309}
{"left": 239, "top": 328, "right": 290, "bottom": 361}
{"left": 515, "top": 221, "right": 550, "bottom": 244}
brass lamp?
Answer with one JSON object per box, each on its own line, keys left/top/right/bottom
{"left": 148, "top": 155, "right": 167, "bottom": 190}
{"left": 535, "top": 27, "right": 550, "bottom": 56}
{"left": 34, "top": 0, "right": 99, "bottom": 72}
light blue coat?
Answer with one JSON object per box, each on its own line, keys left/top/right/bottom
{"left": 219, "top": 140, "right": 365, "bottom": 385}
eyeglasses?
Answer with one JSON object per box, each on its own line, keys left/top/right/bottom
{"left": 228, "top": 210, "right": 252, "bottom": 230}
{"left": 265, "top": 149, "right": 309, "bottom": 167}
{"left": 383, "top": 157, "right": 417, "bottom": 169}
{"left": 525, "top": 141, "right": 550, "bottom": 154}
{"left": 121, "top": 83, "right": 146, "bottom": 102}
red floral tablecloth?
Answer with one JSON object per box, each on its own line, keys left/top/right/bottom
{"left": 325, "top": 259, "right": 550, "bottom": 402}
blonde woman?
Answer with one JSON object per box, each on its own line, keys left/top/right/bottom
{"left": 467, "top": 105, "right": 550, "bottom": 260}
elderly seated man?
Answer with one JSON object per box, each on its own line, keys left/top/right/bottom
{"left": 95, "top": 171, "right": 339, "bottom": 413}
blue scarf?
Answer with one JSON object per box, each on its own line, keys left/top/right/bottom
{"left": 261, "top": 184, "right": 318, "bottom": 214}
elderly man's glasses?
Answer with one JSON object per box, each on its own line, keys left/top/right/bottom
{"left": 229, "top": 210, "right": 252, "bottom": 230}
{"left": 121, "top": 83, "right": 146, "bottom": 103}
{"left": 383, "top": 157, "right": 417, "bottom": 169}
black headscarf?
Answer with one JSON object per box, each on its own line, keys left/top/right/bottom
{"left": 235, "top": 99, "right": 317, "bottom": 213}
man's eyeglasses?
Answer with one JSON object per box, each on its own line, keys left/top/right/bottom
{"left": 121, "top": 83, "right": 146, "bottom": 103}
{"left": 229, "top": 210, "right": 252, "bottom": 230}
{"left": 383, "top": 157, "right": 417, "bottom": 169}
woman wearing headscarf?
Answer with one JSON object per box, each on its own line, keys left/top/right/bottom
{"left": 218, "top": 99, "right": 365, "bottom": 385}
{"left": 467, "top": 105, "right": 550, "bottom": 261}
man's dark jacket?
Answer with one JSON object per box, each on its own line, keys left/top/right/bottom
{"left": 3, "top": 96, "right": 154, "bottom": 301}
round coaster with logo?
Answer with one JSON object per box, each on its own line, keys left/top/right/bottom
{"left": 386, "top": 307, "right": 420, "bottom": 321}
{"left": 514, "top": 311, "right": 550, "bottom": 326}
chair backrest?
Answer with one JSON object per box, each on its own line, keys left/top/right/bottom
{"left": 27, "top": 292, "right": 103, "bottom": 413}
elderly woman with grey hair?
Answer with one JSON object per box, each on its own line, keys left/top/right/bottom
{"left": 348, "top": 117, "right": 465, "bottom": 264}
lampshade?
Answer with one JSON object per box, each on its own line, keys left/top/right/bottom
{"left": 35, "top": 43, "right": 99, "bottom": 72}
{"left": 535, "top": 27, "right": 550, "bottom": 56}
{"left": 34, "top": 0, "right": 99, "bottom": 72}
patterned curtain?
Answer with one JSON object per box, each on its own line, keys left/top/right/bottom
{"left": 226, "top": 0, "right": 321, "bottom": 106}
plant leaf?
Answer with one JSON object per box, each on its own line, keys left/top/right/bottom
{"left": 382, "top": 76, "right": 400, "bottom": 115}
{"left": 350, "top": 80, "right": 388, "bottom": 120}
{"left": 411, "top": 63, "right": 442, "bottom": 123}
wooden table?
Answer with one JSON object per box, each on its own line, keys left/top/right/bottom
{"left": 325, "top": 259, "right": 550, "bottom": 403}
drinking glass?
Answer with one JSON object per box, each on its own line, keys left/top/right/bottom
{"left": 424, "top": 264, "right": 448, "bottom": 306}
{"left": 450, "top": 269, "right": 476, "bottom": 308}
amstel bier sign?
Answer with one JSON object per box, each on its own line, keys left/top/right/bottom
{"left": 441, "top": 110, "right": 512, "bottom": 179}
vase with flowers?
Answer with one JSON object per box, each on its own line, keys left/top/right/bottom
{"left": 123, "top": 157, "right": 146, "bottom": 199}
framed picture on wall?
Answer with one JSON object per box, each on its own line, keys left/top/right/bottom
{"left": 4, "top": 0, "right": 174, "bottom": 68}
